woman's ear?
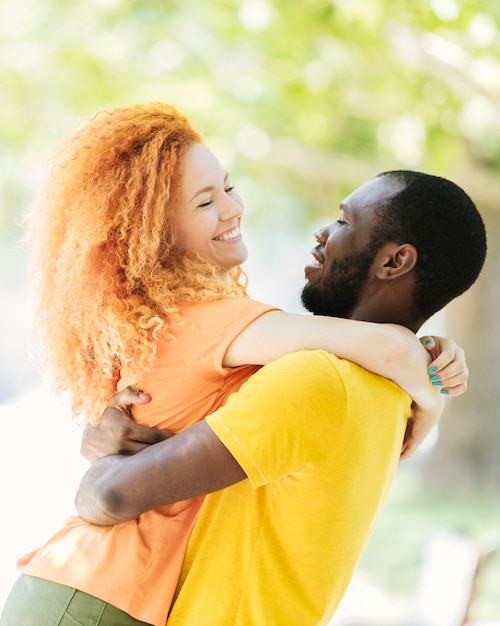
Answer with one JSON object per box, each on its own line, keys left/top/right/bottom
{"left": 376, "top": 243, "right": 417, "bottom": 279}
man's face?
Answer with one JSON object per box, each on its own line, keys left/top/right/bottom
{"left": 301, "top": 176, "right": 404, "bottom": 318}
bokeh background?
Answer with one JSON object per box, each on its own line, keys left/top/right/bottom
{"left": 0, "top": 0, "right": 499, "bottom": 623}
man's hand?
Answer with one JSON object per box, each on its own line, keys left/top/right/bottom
{"left": 81, "top": 386, "right": 173, "bottom": 463}
{"left": 420, "top": 335, "right": 468, "bottom": 396}
{"left": 400, "top": 394, "right": 445, "bottom": 461}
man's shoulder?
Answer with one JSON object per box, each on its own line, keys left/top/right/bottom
{"left": 261, "top": 349, "right": 341, "bottom": 372}
{"left": 259, "top": 349, "right": 372, "bottom": 379}
{"left": 254, "top": 350, "right": 345, "bottom": 393}
{"left": 260, "top": 350, "right": 406, "bottom": 395}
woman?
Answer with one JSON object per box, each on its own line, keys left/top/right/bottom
{"left": 1, "top": 103, "right": 463, "bottom": 626}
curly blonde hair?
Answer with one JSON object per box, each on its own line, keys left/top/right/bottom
{"left": 26, "top": 102, "right": 247, "bottom": 424}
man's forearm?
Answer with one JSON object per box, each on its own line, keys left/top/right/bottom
{"left": 75, "top": 420, "right": 247, "bottom": 525}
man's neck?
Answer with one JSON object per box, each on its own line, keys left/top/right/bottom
{"left": 347, "top": 304, "right": 420, "bottom": 334}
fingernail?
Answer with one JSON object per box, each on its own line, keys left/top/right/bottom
{"left": 430, "top": 375, "right": 440, "bottom": 382}
{"left": 424, "top": 340, "right": 433, "bottom": 346}
{"left": 428, "top": 366, "right": 437, "bottom": 374}
{"left": 432, "top": 381, "right": 443, "bottom": 387}
{"left": 441, "top": 389, "right": 449, "bottom": 395}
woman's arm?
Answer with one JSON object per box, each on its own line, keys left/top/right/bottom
{"left": 225, "top": 311, "right": 447, "bottom": 456}
{"left": 225, "top": 311, "right": 443, "bottom": 399}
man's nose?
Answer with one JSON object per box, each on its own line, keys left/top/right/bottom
{"left": 314, "top": 227, "right": 329, "bottom": 245}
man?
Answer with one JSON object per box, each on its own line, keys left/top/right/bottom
{"left": 77, "top": 171, "right": 486, "bottom": 625}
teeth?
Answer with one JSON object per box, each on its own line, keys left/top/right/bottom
{"left": 312, "top": 256, "right": 322, "bottom": 266}
{"left": 214, "top": 227, "right": 240, "bottom": 241}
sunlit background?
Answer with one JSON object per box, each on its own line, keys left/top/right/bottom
{"left": 1, "top": 0, "right": 499, "bottom": 623}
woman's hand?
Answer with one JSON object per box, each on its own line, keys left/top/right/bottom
{"left": 421, "top": 335, "right": 468, "bottom": 396}
{"left": 401, "top": 336, "right": 468, "bottom": 460}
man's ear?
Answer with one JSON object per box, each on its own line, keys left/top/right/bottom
{"left": 375, "top": 243, "right": 417, "bottom": 279}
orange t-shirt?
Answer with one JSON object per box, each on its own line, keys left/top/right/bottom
{"left": 19, "top": 297, "right": 277, "bottom": 626}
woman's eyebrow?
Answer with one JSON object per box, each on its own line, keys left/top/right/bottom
{"left": 189, "top": 173, "right": 229, "bottom": 203}
{"left": 189, "top": 185, "right": 214, "bottom": 203}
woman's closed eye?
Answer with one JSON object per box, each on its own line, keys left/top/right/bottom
{"left": 198, "top": 186, "right": 235, "bottom": 208}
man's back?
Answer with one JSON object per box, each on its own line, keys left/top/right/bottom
{"left": 167, "top": 350, "right": 411, "bottom": 626}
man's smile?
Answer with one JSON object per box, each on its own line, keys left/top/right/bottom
{"left": 304, "top": 245, "right": 325, "bottom": 275}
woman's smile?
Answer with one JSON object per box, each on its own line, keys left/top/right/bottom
{"left": 213, "top": 225, "right": 242, "bottom": 242}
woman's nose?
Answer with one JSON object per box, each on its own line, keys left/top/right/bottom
{"left": 220, "top": 193, "right": 243, "bottom": 220}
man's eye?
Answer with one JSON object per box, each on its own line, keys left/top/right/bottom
{"left": 337, "top": 218, "right": 346, "bottom": 225}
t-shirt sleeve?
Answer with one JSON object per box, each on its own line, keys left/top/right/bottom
{"left": 180, "top": 298, "right": 280, "bottom": 378}
{"left": 206, "top": 350, "right": 348, "bottom": 487}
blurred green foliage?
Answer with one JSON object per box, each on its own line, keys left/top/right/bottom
{"left": 2, "top": 0, "right": 500, "bottom": 253}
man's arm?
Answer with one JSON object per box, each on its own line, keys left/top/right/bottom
{"left": 76, "top": 352, "right": 342, "bottom": 526}
{"left": 76, "top": 415, "right": 246, "bottom": 526}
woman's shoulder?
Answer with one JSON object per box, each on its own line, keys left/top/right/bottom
{"left": 180, "top": 297, "right": 277, "bottom": 321}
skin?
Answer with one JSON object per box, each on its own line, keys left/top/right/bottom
{"left": 174, "top": 144, "right": 248, "bottom": 272}
{"left": 301, "top": 177, "right": 415, "bottom": 325}
{"left": 75, "top": 175, "right": 467, "bottom": 526}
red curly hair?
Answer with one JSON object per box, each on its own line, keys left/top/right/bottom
{"left": 26, "top": 102, "right": 247, "bottom": 424}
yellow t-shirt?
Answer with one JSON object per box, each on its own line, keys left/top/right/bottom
{"left": 167, "top": 350, "right": 411, "bottom": 626}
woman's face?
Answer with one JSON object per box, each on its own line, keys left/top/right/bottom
{"left": 174, "top": 144, "right": 248, "bottom": 272}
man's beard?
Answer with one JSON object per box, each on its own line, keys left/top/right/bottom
{"left": 301, "top": 251, "right": 373, "bottom": 319}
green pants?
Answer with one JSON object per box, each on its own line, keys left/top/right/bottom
{"left": 0, "top": 575, "right": 152, "bottom": 626}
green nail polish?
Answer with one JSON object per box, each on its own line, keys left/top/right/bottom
{"left": 430, "top": 375, "right": 440, "bottom": 382}
{"left": 441, "top": 389, "right": 449, "bottom": 395}
{"left": 428, "top": 366, "right": 437, "bottom": 374}
{"left": 424, "top": 340, "right": 433, "bottom": 346}
{"left": 432, "top": 381, "right": 443, "bottom": 387}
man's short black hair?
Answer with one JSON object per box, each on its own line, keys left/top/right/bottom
{"left": 371, "top": 171, "right": 487, "bottom": 321}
